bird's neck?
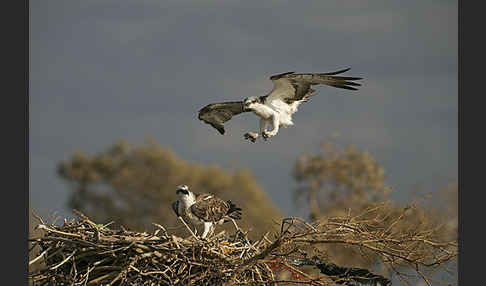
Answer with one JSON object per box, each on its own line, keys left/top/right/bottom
{"left": 180, "top": 194, "right": 196, "bottom": 208}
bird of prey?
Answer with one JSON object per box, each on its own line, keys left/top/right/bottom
{"left": 172, "top": 185, "right": 242, "bottom": 239}
{"left": 198, "top": 68, "right": 363, "bottom": 142}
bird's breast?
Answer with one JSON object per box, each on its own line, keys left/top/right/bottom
{"left": 252, "top": 103, "right": 277, "bottom": 119}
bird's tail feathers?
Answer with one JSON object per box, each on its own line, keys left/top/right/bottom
{"left": 226, "top": 200, "right": 242, "bottom": 220}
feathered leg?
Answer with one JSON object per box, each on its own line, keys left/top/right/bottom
{"left": 201, "top": 222, "right": 213, "bottom": 239}
{"left": 263, "top": 114, "right": 280, "bottom": 138}
{"left": 260, "top": 118, "right": 269, "bottom": 133}
{"left": 244, "top": 118, "right": 269, "bottom": 143}
{"left": 260, "top": 118, "right": 270, "bottom": 141}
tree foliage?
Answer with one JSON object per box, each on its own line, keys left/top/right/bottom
{"left": 293, "top": 140, "right": 458, "bottom": 276}
{"left": 57, "top": 139, "right": 282, "bottom": 239}
{"left": 29, "top": 138, "right": 458, "bottom": 285}
{"left": 294, "top": 141, "right": 390, "bottom": 221}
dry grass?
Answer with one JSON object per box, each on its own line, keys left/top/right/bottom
{"left": 29, "top": 204, "right": 457, "bottom": 286}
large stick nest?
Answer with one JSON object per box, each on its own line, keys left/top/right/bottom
{"left": 29, "top": 205, "right": 457, "bottom": 286}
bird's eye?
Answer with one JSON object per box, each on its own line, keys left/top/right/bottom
{"left": 176, "top": 188, "right": 189, "bottom": 195}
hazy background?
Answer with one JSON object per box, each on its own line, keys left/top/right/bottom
{"left": 29, "top": 0, "right": 457, "bottom": 219}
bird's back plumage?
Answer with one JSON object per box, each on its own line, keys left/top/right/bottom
{"left": 189, "top": 193, "right": 242, "bottom": 223}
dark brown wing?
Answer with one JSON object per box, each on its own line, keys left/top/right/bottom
{"left": 287, "top": 68, "right": 363, "bottom": 90}
{"left": 198, "top": 101, "right": 248, "bottom": 135}
{"left": 190, "top": 194, "right": 230, "bottom": 222}
{"left": 172, "top": 201, "right": 180, "bottom": 217}
{"left": 267, "top": 68, "right": 363, "bottom": 104}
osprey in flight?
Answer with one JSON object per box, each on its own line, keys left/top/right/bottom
{"left": 172, "top": 185, "right": 242, "bottom": 239}
{"left": 198, "top": 68, "right": 363, "bottom": 142}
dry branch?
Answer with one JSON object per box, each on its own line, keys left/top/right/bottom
{"left": 29, "top": 206, "right": 457, "bottom": 286}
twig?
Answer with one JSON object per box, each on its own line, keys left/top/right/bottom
{"left": 50, "top": 250, "right": 77, "bottom": 270}
{"left": 29, "top": 211, "right": 457, "bottom": 286}
{"left": 416, "top": 264, "right": 432, "bottom": 286}
{"left": 31, "top": 209, "right": 45, "bottom": 225}
{"left": 29, "top": 246, "right": 52, "bottom": 266}
{"left": 178, "top": 216, "right": 198, "bottom": 239}
{"left": 37, "top": 224, "right": 83, "bottom": 238}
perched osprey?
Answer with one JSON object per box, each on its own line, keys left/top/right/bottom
{"left": 172, "top": 185, "right": 242, "bottom": 239}
{"left": 198, "top": 68, "right": 363, "bottom": 142}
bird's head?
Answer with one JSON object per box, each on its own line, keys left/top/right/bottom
{"left": 176, "top": 184, "right": 190, "bottom": 196}
{"left": 243, "top": 96, "right": 260, "bottom": 111}
{"left": 176, "top": 185, "right": 195, "bottom": 204}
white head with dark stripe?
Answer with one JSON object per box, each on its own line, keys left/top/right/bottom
{"left": 243, "top": 96, "right": 261, "bottom": 111}
{"left": 176, "top": 184, "right": 196, "bottom": 206}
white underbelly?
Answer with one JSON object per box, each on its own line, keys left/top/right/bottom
{"left": 278, "top": 113, "right": 294, "bottom": 127}
{"left": 269, "top": 101, "right": 294, "bottom": 127}
{"left": 253, "top": 100, "right": 296, "bottom": 127}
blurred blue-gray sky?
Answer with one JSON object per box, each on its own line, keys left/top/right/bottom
{"left": 30, "top": 0, "right": 457, "bottom": 218}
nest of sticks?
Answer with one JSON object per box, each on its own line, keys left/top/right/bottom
{"left": 29, "top": 205, "right": 458, "bottom": 286}
{"left": 29, "top": 210, "right": 295, "bottom": 285}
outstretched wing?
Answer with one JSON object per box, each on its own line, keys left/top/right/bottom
{"left": 266, "top": 68, "right": 363, "bottom": 104}
{"left": 190, "top": 194, "right": 230, "bottom": 222}
{"left": 198, "top": 101, "right": 249, "bottom": 135}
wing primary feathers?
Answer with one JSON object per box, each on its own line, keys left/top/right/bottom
{"left": 320, "top": 67, "right": 351, "bottom": 75}
{"left": 265, "top": 68, "right": 363, "bottom": 103}
{"left": 325, "top": 76, "right": 363, "bottom": 80}
{"left": 198, "top": 101, "right": 248, "bottom": 135}
{"left": 211, "top": 123, "right": 225, "bottom": 135}
{"left": 270, "top": 71, "right": 295, "bottom": 80}
{"left": 327, "top": 84, "right": 359, "bottom": 90}
{"left": 341, "top": 81, "right": 362, "bottom": 86}
{"left": 289, "top": 69, "right": 363, "bottom": 91}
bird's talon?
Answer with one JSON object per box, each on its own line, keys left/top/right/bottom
{"left": 262, "top": 131, "right": 271, "bottom": 140}
{"left": 244, "top": 132, "right": 258, "bottom": 143}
